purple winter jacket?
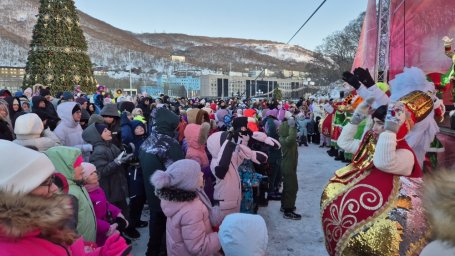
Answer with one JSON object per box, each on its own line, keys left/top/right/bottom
{"left": 87, "top": 186, "right": 121, "bottom": 246}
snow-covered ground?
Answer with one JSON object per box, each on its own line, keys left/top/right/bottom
{"left": 131, "top": 144, "right": 345, "bottom": 255}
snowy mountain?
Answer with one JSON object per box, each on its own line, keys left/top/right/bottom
{"left": 0, "top": 0, "right": 315, "bottom": 76}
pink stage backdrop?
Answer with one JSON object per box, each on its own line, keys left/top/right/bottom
{"left": 389, "top": 0, "right": 455, "bottom": 81}
{"left": 352, "top": 0, "right": 377, "bottom": 74}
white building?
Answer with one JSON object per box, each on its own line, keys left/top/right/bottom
{"left": 200, "top": 74, "right": 307, "bottom": 99}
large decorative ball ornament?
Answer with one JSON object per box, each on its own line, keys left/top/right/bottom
{"left": 44, "top": 14, "right": 50, "bottom": 21}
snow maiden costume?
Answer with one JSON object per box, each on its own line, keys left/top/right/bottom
{"left": 321, "top": 68, "right": 435, "bottom": 256}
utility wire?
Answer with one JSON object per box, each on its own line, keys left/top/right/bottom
{"left": 287, "top": 0, "right": 328, "bottom": 44}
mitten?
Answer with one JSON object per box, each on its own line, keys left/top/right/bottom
{"left": 384, "top": 102, "right": 407, "bottom": 133}
{"left": 342, "top": 71, "right": 361, "bottom": 89}
{"left": 353, "top": 67, "right": 375, "bottom": 88}
{"left": 350, "top": 97, "right": 375, "bottom": 125}
{"left": 100, "top": 232, "right": 131, "bottom": 256}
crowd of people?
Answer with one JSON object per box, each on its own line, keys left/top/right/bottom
{"left": 0, "top": 83, "right": 321, "bottom": 255}
{"left": 1, "top": 63, "right": 454, "bottom": 255}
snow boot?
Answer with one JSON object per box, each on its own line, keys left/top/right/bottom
{"left": 283, "top": 210, "right": 302, "bottom": 220}
{"left": 334, "top": 151, "right": 346, "bottom": 162}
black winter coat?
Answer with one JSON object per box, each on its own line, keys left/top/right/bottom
{"left": 82, "top": 124, "right": 128, "bottom": 203}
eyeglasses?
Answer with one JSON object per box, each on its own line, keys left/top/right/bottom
{"left": 39, "top": 174, "right": 55, "bottom": 193}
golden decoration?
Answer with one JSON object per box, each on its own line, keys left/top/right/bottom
{"left": 46, "top": 74, "right": 54, "bottom": 81}
{"left": 64, "top": 47, "right": 70, "bottom": 53}
{"left": 43, "top": 14, "right": 50, "bottom": 21}
{"left": 399, "top": 90, "right": 433, "bottom": 122}
{"left": 73, "top": 75, "right": 81, "bottom": 83}
{"left": 44, "top": 23, "right": 48, "bottom": 28}
{"left": 55, "top": 15, "right": 61, "bottom": 22}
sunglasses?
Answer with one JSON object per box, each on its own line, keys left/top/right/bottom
{"left": 39, "top": 174, "right": 55, "bottom": 193}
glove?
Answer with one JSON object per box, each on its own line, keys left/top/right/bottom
{"left": 106, "top": 223, "right": 118, "bottom": 237}
{"left": 238, "top": 145, "right": 268, "bottom": 164}
{"left": 442, "top": 36, "right": 453, "bottom": 46}
{"left": 350, "top": 97, "right": 375, "bottom": 125}
{"left": 384, "top": 102, "right": 408, "bottom": 133}
{"left": 353, "top": 67, "right": 375, "bottom": 88}
{"left": 114, "top": 151, "right": 133, "bottom": 165}
{"left": 342, "top": 71, "right": 361, "bottom": 90}
{"left": 122, "top": 142, "right": 135, "bottom": 155}
{"left": 100, "top": 232, "right": 131, "bottom": 256}
{"left": 251, "top": 132, "right": 281, "bottom": 149}
{"left": 287, "top": 118, "right": 296, "bottom": 128}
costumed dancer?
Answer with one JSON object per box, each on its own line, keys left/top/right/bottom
{"left": 320, "top": 102, "right": 334, "bottom": 148}
{"left": 321, "top": 68, "right": 433, "bottom": 256}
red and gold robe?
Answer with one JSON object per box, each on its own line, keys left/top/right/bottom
{"left": 321, "top": 131, "right": 429, "bottom": 256}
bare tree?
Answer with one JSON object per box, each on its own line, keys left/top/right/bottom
{"left": 308, "top": 12, "right": 365, "bottom": 87}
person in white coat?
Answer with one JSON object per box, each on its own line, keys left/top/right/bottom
{"left": 54, "top": 102, "right": 92, "bottom": 161}
{"left": 13, "top": 113, "right": 61, "bottom": 152}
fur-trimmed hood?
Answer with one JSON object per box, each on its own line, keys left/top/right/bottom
{"left": 156, "top": 188, "right": 197, "bottom": 218}
{"left": 0, "top": 191, "right": 77, "bottom": 244}
{"left": 424, "top": 170, "right": 455, "bottom": 245}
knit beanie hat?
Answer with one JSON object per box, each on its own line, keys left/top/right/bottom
{"left": 72, "top": 104, "right": 81, "bottom": 114}
{"left": 81, "top": 162, "right": 97, "bottom": 179}
{"left": 151, "top": 159, "right": 201, "bottom": 191}
{"left": 0, "top": 140, "right": 55, "bottom": 194}
{"left": 232, "top": 117, "right": 248, "bottom": 131}
{"left": 219, "top": 213, "right": 268, "bottom": 256}
{"left": 75, "top": 97, "right": 87, "bottom": 105}
{"left": 95, "top": 123, "right": 107, "bottom": 135}
{"left": 372, "top": 105, "right": 387, "bottom": 122}
{"left": 62, "top": 91, "right": 74, "bottom": 101}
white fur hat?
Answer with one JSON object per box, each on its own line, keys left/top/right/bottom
{"left": 0, "top": 140, "right": 55, "bottom": 194}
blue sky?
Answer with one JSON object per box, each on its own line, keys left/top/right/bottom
{"left": 74, "top": 0, "right": 367, "bottom": 51}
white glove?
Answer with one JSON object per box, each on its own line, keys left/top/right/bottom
{"left": 442, "top": 36, "right": 453, "bottom": 46}
{"left": 351, "top": 97, "right": 375, "bottom": 125}
{"left": 384, "top": 102, "right": 408, "bottom": 133}
{"left": 106, "top": 223, "right": 118, "bottom": 237}
{"left": 114, "top": 151, "right": 133, "bottom": 165}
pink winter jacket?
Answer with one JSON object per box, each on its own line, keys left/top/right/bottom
{"left": 184, "top": 123, "right": 210, "bottom": 168}
{"left": 161, "top": 196, "right": 221, "bottom": 256}
{"left": 207, "top": 132, "right": 267, "bottom": 225}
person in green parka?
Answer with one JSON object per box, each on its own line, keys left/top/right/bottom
{"left": 45, "top": 146, "right": 97, "bottom": 242}
{"left": 278, "top": 117, "right": 301, "bottom": 220}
